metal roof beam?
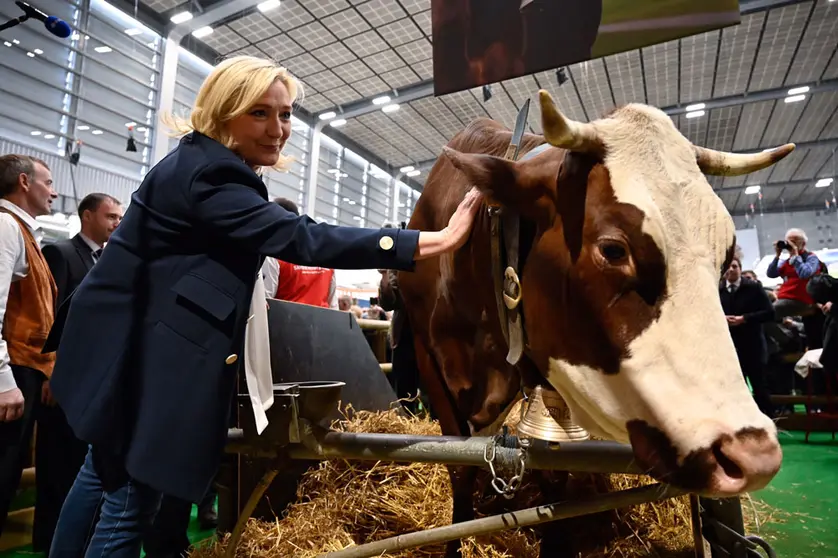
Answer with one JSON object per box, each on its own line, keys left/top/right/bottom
{"left": 666, "top": 79, "right": 838, "bottom": 116}
{"left": 739, "top": 0, "right": 809, "bottom": 14}
{"left": 719, "top": 177, "right": 834, "bottom": 194}
{"left": 164, "top": 0, "right": 264, "bottom": 41}
{"left": 322, "top": 80, "right": 434, "bottom": 120}
{"left": 318, "top": 77, "right": 838, "bottom": 129}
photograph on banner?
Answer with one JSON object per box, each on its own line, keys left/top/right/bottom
{"left": 431, "top": 0, "right": 741, "bottom": 96}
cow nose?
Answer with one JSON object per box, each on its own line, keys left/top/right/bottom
{"left": 709, "top": 429, "right": 782, "bottom": 495}
{"left": 626, "top": 420, "right": 782, "bottom": 497}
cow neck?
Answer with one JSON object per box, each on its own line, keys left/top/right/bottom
{"left": 489, "top": 142, "right": 549, "bottom": 367}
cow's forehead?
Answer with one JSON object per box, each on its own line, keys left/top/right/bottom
{"left": 589, "top": 104, "right": 732, "bottom": 266}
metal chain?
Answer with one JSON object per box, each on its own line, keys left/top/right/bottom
{"left": 483, "top": 436, "right": 530, "bottom": 499}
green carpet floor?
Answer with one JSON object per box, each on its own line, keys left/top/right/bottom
{"left": 0, "top": 431, "right": 834, "bottom": 557}
{"left": 0, "top": 502, "right": 214, "bottom": 557}
{"left": 749, "top": 431, "right": 838, "bottom": 557}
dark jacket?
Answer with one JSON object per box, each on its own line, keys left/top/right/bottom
{"left": 720, "top": 278, "right": 775, "bottom": 365}
{"left": 41, "top": 234, "right": 97, "bottom": 306}
{"left": 807, "top": 274, "right": 838, "bottom": 370}
{"left": 45, "top": 131, "right": 420, "bottom": 502}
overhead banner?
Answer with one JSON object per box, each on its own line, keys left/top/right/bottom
{"left": 431, "top": 0, "right": 741, "bottom": 96}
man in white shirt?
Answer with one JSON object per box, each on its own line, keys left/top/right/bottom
{"left": 0, "top": 154, "right": 58, "bottom": 534}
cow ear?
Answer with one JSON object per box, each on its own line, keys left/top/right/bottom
{"left": 441, "top": 147, "right": 540, "bottom": 207}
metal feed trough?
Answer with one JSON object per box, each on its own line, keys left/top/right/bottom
{"left": 224, "top": 380, "right": 777, "bottom": 558}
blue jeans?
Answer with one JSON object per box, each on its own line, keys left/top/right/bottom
{"left": 49, "top": 446, "right": 162, "bottom": 558}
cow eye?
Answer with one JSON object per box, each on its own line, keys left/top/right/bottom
{"left": 599, "top": 241, "right": 628, "bottom": 263}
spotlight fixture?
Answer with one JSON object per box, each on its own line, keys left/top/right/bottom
{"left": 482, "top": 84, "right": 492, "bottom": 102}
{"left": 556, "top": 67, "right": 568, "bottom": 86}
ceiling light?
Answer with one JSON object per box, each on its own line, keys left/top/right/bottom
{"left": 327, "top": 168, "right": 339, "bottom": 174}
{"left": 329, "top": 118, "right": 347, "bottom": 127}
{"left": 319, "top": 111, "right": 336, "bottom": 120}
{"left": 26, "top": 52, "right": 34, "bottom": 57}
{"left": 257, "top": 0, "right": 281, "bottom": 11}
{"left": 125, "top": 121, "right": 137, "bottom": 127}
{"left": 399, "top": 166, "right": 414, "bottom": 173}
{"left": 170, "top": 11, "right": 193, "bottom": 24}
{"left": 372, "top": 95, "right": 390, "bottom": 105}
{"left": 685, "top": 110, "right": 705, "bottom": 119}
{"left": 816, "top": 178, "right": 834, "bottom": 188}
{"left": 192, "top": 26, "right": 213, "bottom": 38}
{"left": 784, "top": 94, "right": 805, "bottom": 103}
{"left": 124, "top": 28, "right": 142, "bottom": 36}
{"left": 33, "top": 48, "right": 42, "bottom": 54}
{"left": 406, "top": 170, "right": 421, "bottom": 177}
{"left": 71, "top": 32, "right": 80, "bottom": 40}
{"left": 3, "top": 42, "right": 11, "bottom": 47}
{"left": 787, "top": 86, "right": 810, "bottom": 96}
{"left": 94, "top": 46, "right": 112, "bottom": 53}
{"left": 12, "top": 39, "right": 19, "bottom": 44}
{"left": 744, "top": 185, "right": 761, "bottom": 195}
{"left": 44, "top": 134, "right": 55, "bottom": 139}
{"left": 137, "top": 126, "right": 148, "bottom": 132}
{"left": 382, "top": 103, "right": 400, "bottom": 113}
{"left": 686, "top": 103, "right": 705, "bottom": 111}
{"left": 91, "top": 130, "right": 103, "bottom": 135}
{"left": 78, "top": 125, "right": 89, "bottom": 131}
{"left": 30, "top": 130, "right": 41, "bottom": 136}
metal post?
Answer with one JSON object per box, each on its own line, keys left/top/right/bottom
{"left": 699, "top": 497, "right": 748, "bottom": 558}
{"left": 319, "top": 483, "right": 687, "bottom": 558}
{"left": 391, "top": 172, "right": 405, "bottom": 223}
{"left": 306, "top": 120, "right": 324, "bottom": 217}
{"left": 151, "top": 36, "right": 182, "bottom": 165}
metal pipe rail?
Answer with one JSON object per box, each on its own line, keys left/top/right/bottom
{"left": 319, "top": 483, "right": 687, "bottom": 558}
{"left": 226, "top": 428, "right": 644, "bottom": 474}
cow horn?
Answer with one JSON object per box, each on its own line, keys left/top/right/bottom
{"left": 694, "top": 144, "right": 795, "bottom": 176}
{"left": 538, "top": 90, "right": 601, "bottom": 152}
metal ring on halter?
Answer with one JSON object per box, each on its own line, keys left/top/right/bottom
{"left": 503, "top": 266, "right": 522, "bottom": 310}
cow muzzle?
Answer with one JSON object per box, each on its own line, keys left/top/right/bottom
{"left": 626, "top": 420, "right": 782, "bottom": 497}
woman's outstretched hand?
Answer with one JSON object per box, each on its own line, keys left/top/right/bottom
{"left": 414, "top": 188, "right": 483, "bottom": 260}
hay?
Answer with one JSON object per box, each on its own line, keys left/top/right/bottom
{"left": 192, "top": 407, "right": 778, "bottom": 558}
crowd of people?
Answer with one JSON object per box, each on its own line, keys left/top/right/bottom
{"left": 721, "top": 227, "right": 836, "bottom": 417}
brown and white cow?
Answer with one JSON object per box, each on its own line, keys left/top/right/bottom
{"left": 397, "top": 90, "right": 792, "bottom": 554}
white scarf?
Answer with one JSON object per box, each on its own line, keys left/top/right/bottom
{"left": 244, "top": 270, "right": 274, "bottom": 434}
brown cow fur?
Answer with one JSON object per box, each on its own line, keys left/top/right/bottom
{"left": 398, "top": 119, "right": 575, "bottom": 557}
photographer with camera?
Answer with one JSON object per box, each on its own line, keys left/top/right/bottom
{"left": 766, "top": 228, "right": 821, "bottom": 319}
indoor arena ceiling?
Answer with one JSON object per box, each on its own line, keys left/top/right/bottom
{"left": 137, "top": 0, "right": 838, "bottom": 215}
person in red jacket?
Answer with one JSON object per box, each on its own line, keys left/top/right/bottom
{"left": 766, "top": 228, "right": 821, "bottom": 317}
{"left": 764, "top": 228, "right": 822, "bottom": 347}
{"left": 261, "top": 198, "right": 337, "bottom": 309}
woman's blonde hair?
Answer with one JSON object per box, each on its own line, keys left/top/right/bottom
{"left": 161, "top": 55, "right": 302, "bottom": 171}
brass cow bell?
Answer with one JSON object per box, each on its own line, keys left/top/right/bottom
{"left": 516, "top": 385, "right": 590, "bottom": 442}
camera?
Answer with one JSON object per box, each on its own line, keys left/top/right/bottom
{"left": 776, "top": 240, "right": 789, "bottom": 251}
{"left": 370, "top": 297, "right": 379, "bottom": 306}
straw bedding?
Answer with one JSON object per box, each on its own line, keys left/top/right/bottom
{"left": 191, "top": 406, "right": 775, "bottom": 558}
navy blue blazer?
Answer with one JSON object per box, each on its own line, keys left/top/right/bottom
{"left": 46, "top": 131, "right": 420, "bottom": 502}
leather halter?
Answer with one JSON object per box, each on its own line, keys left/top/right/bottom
{"left": 488, "top": 142, "right": 551, "bottom": 365}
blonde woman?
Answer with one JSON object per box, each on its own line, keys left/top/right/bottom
{"left": 45, "top": 55, "right": 481, "bottom": 556}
